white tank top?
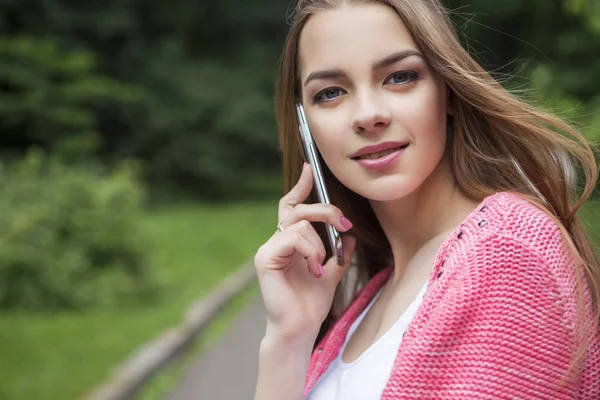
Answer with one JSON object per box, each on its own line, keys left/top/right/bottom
{"left": 305, "top": 280, "right": 429, "bottom": 400}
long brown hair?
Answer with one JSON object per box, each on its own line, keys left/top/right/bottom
{"left": 275, "top": 0, "right": 600, "bottom": 371}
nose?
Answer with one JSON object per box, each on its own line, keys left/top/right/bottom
{"left": 350, "top": 92, "right": 391, "bottom": 134}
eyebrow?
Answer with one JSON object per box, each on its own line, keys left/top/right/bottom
{"left": 303, "top": 49, "right": 423, "bottom": 87}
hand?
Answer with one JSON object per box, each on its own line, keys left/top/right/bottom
{"left": 253, "top": 162, "right": 357, "bottom": 342}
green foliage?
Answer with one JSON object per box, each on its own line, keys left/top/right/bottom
{"left": 0, "top": 148, "right": 155, "bottom": 309}
{"left": 528, "top": 64, "right": 600, "bottom": 142}
{"left": 128, "top": 41, "right": 281, "bottom": 200}
{"left": 564, "top": 0, "right": 600, "bottom": 33}
{"left": 0, "top": 36, "right": 141, "bottom": 160}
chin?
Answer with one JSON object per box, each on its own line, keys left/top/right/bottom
{"left": 345, "top": 175, "right": 421, "bottom": 203}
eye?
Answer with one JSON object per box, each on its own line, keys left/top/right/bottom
{"left": 385, "top": 71, "right": 418, "bottom": 85}
{"left": 313, "top": 87, "right": 346, "bottom": 103}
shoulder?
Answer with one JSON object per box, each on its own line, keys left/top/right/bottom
{"left": 476, "top": 191, "right": 569, "bottom": 261}
{"left": 439, "top": 192, "right": 578, "bottom": 329}
{"left": 452, "top": 191, "right": 578, "bottom": 306}
{"left": 446, "top": 191, "right": 571, "bottom": 283}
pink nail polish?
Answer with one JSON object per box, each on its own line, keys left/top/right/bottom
{"left": 341, "top": 217, "right": 353, "bottom": 230}
{"left": 317, "top": 263, "right": 324, "bottom": 276}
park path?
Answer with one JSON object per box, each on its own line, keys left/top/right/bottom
{"left": 165, "top": 297, "right": 266, "bottom": 400}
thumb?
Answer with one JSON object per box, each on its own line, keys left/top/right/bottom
{"left": 279, "top": 163, "right": 313, "bottom": 219}
{"left": 285, "top": 163, "right": 313, "bottom": 205}
{"left": 323, "top": 235, "right": 357, "bottom": 284}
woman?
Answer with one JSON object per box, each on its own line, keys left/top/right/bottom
{"left": 253, "top": 0, "right": 600, "bottom": 399}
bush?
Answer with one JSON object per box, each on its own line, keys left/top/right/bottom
{"left": 0, "top": 149, "right": 156, "bottom": 310}
{"left": 0, "top": 36, "right": 141, "bottom": 161}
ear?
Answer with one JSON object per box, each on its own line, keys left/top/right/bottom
{"left": 446, "top": 84, "right": 455, "bottom": 116}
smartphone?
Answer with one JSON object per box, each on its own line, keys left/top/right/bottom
{"left": 296, "top": 103, "right": 344, "bottom": 265}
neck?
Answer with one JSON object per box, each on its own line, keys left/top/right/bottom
{"left": 369, "top": 155, "right": 481, "bottom": 281}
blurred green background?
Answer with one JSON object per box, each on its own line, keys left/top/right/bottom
{"left": 0, "top": 0, "right": 599, "bottom": 399}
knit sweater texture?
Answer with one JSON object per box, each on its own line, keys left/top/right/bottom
{"left": 304, "top": 191, "right": 600, "bottom": 399}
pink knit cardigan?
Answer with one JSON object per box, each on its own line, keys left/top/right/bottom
{"left": 304, "top": 192, "right": 600, "bottom": 399}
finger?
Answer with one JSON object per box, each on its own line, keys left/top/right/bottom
{"left": 323, "top": 235, "right": 357, "bottom": 283}
{"left": 270, "top": 231, "right": 323, "bottom": 278}
{"left": 283, "top": 203, "right": 353, "bottom": 233}
{"left": 285, "top": 220, "right": 327, "bottom": 265}
{"left": 279, "top": 162, "right": 313, "bottom": 213}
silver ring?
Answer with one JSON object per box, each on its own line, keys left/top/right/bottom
{"left": 276, "top": 221, "right": 285, "bottom": 232}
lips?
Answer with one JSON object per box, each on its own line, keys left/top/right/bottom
{"left": 351, "top": 141, "right": 409, "bottom": 160}
{"left": 354, "top": 145, "right": 408, "bottom": 159}
{"left": 354, "top": 146, "right": 406, "bottom": 171}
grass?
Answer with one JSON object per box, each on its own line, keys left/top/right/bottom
{"left": 0, "top": 201, "right": 277, "bottom": 400}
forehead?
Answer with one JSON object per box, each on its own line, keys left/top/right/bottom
{"left": 298, "top": 3, "right": 419, "bottom": 77}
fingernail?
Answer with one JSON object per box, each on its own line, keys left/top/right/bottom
{"left": 341, "top": 217, "right": 353, "bottom": 230}
{"left": 317, "top": 263, "right": 324, "bottom": 276}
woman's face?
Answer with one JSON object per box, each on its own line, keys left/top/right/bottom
{"left": 298, "top": 3, "right": 450, "bottom": 202}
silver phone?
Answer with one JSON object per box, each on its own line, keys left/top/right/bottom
{"left": 296, "top": 103, "right": 344, "bottom": 265}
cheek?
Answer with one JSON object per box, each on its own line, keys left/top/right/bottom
{"left": 399, "top": 86, "right": 448, "bottom": 143}
{"left": 309, "top": 115, "right": 348, "bottom": 165}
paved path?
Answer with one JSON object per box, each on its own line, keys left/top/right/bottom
{"left": 165, "top": 297, "right": 266, "bottom": 400}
